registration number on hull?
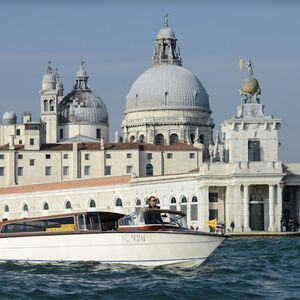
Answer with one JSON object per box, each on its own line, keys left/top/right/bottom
{"left": 121, "top": 234, "right": 146, "bottom": 243}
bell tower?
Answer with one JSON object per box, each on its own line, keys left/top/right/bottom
{"left": 40, "top": 62, "right": 63, "bottom": 143}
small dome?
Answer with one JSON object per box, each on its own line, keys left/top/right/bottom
{"left": 42, "top": 63, "right": 56, "bottom": 83}
{"left": 241, "top": 77, "right": 259, "bottom": 95}
{"left": 58, "top": 90, "right": 108, "bottom": 124}
{"left": 58, "top": 62, "right": 108, "bottom": 124}
{"left": 126, "top": 64, "right": 209, "bottom": 111}
{"left": 42, "top": 73, "right": 56, "bottom": 84}
{"left": 157, "top": 27, "right": 175, "bottom": 39}
{"left": 3, "top": 111, "right": 17, "bottom": 125}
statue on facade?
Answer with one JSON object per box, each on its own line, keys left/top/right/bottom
{"left": 195, "top": 127, "right": 200, "bottom": 143}
{"left": 209, "top": 142, "right": 215, "bottom": 163}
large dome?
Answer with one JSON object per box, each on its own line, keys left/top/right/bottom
{"left": 126, "top": 64, "right": 210, "bottom": 111}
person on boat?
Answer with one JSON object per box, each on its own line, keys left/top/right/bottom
{"left": 144, "top": 196, "right": 163, "bottom": 225}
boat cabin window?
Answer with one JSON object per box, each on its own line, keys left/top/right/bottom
{"left": 78, "top": 213, "right": 101, "bottom": 231}
{"left": 1, "top": 217, "right": 75, "bottom": 234}
{"left": 118, "top": 210, "right": 187, "bottom": 228}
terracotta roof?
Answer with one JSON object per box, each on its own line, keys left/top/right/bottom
{"left": 140, "top": 142, "right": 198, "bottom": 151}
{"left": 1, "top": 142, "right": 200, "bottom": 152}
{"left": 0, "top": 144, "right": 24, "bottom": 151}
{"left": 0, "top": 175, "right": 132, "bottom": 196}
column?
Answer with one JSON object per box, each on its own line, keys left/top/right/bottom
{"left": 225, "top": 186, "right": 232, "bottom": 230}
{"left": 243, "top": 185, "right": 251, "bottom": 231}
{"left": 199, "top": 186, "right": 209, "bottom": 232}
{"left": 268, "top": 184, "right": 275, "bottom": 231}
{"left": 234, "top": 185, "right": 242, "bottom": 232}
{"left": 276, "top": 184, "right": 283, "bottom": 231}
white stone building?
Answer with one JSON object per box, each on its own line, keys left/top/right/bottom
{"left": 0, "top": 17, "right": 299, "bottom": 232}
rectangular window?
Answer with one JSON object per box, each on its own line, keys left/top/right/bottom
{"left": 29, "top": 159, "right": 35, "bottom": 166}
{"left": 147, "top": 153, "right": 152, "bottom": 160}
{"left": 63, "top": 166, "right": 69, "bottom": 176}
{"left": 59, "top": 129, "right": 63, "bottom": 139}
{"left": 18, "top": 154, "right": 23, "bottom": 159}
{"left": 105, "top": 166, "right": 111, "bottom": 176}
{"left": 127, "top": 153, "right": 132, "bottom": 159}
{"left": 30, "top": 138, "right": 34, "bottom": 146}
{"left": 84, "top": 166, "right": 90, "bottom": 176}
{"left": 16, "top": 129, "right": 20, "bottom": 136}
{"left": 0, "top": 167, "right": 5, "bottom": 176}
{"left": 189, "top": 153, "right": 195, "bottom": 159}
{"left": 126, "top": 165, "right": 133, "bottom": 174}
{"left": 209, "top": 209, "right": 218, "bottom": 220}
{"left": 19, "top": 140, "right": 22, "bottom": 144}
{"left": 45, "top": 166, "right": 51, "bottom": 176}
{"left": 209, "top": 192, "right": 218, "bottom": 203}
{"left": 0, "top": 154, "right": 4, "bottom": 159}
{"left": 248, "top": 140, "right": 261, "bottom": 161}
{"left": 105, "top": 153, "right": 111, "bottom": 159}
{"left": 85, "top": 153, "right": 90, "bottom": 160}
{"left": 63, "top": 154, "right": 68, "bottom": 159}
{"left": 45, "top": 154, "right": 51, "bottom": 159}
{"left": 167, "top": 153, "right": 173, "bottom": 159}
{"left": 96, "top": 128, "right": 101, "bottom": 139}
{"left": 17, "top": 167, "right": 23, "bottom": 176}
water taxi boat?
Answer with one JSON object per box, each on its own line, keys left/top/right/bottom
{"left": 0, "top": 209, "right": 226, "bottom": 267}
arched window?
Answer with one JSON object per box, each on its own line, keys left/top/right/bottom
{"left": 170, "top": 196, "right": 177, "bottom": 211}
{"left": 43, "top": 202, "right": 49, "bottom": 210}
{"left": 136, "top": 199, "right": 141, "bottom": 206}
{"left": 190, "top": 134, "right": 195, "bottom": 144}
{"left": 89, "top": 199, "right": 96, "bottom": 208}
{"left": 130, "top": 136, "right": 135, "bottom": 142}
{"left": 23, "top": 204, "right": 29, "bottom": 211}
{"left": 155, "top": 134, "right": 164, "bottom": 145}
{"left": 146, "top": 164, "right": 153, "bottom": 176}
{"left": 170, "top": 133, "right": 179, "bottom": 145}
{"left": 180, "top": 196, "right": 188, "bottom": 222}
{"left": 139, "top": 135, "right": 145, "bottom": 143}
{"left": 116, "top": 198, "right": 123, "bottom": 207}
{"left": 49, "top": 99, "right": 54, "bottom": 111}
{"left": 65, "top": 201, "right": 72, "bottom": 209}
{"left": 156, "top": 198, "right": 160, "bottom": 205}
{"left": 4, "top": 204, "right": 9, "bottom": 212}
{"left": 181, "top": 196, "right": 187, "bottom": 204}
{"left": 191, "top": 196, "right": 198, "bottom": 221}
{"left": 43, "top": 100, "right": 48, "bottom": 111}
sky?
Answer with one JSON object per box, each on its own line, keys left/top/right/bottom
{"left": 0, "top": 1, "right": 300, "bottom": 162}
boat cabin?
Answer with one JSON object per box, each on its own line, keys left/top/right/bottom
{"left": 0, "top": 211, "right": 124, "bottom": 237}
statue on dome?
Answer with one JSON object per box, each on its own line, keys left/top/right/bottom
{"left": 239, "top": 59, "right": 261, "bottom": 104}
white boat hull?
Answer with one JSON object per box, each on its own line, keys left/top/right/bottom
{"left": 0, "top": 231, "right": 225, "bottom": 267}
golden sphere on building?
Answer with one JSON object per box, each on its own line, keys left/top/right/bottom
{"left": 241, "top": 77, "right": 259, "bottom": 94}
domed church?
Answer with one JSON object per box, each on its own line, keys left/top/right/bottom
{"left": 122, "top": 15, "right": 213, "bottom": 154}
{"left": 40, "top": 61, "right": 109, "bottom": 143}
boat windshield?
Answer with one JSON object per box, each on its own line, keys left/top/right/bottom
{"left": 118, "top": 209, "right": 187, "bottom": 228}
